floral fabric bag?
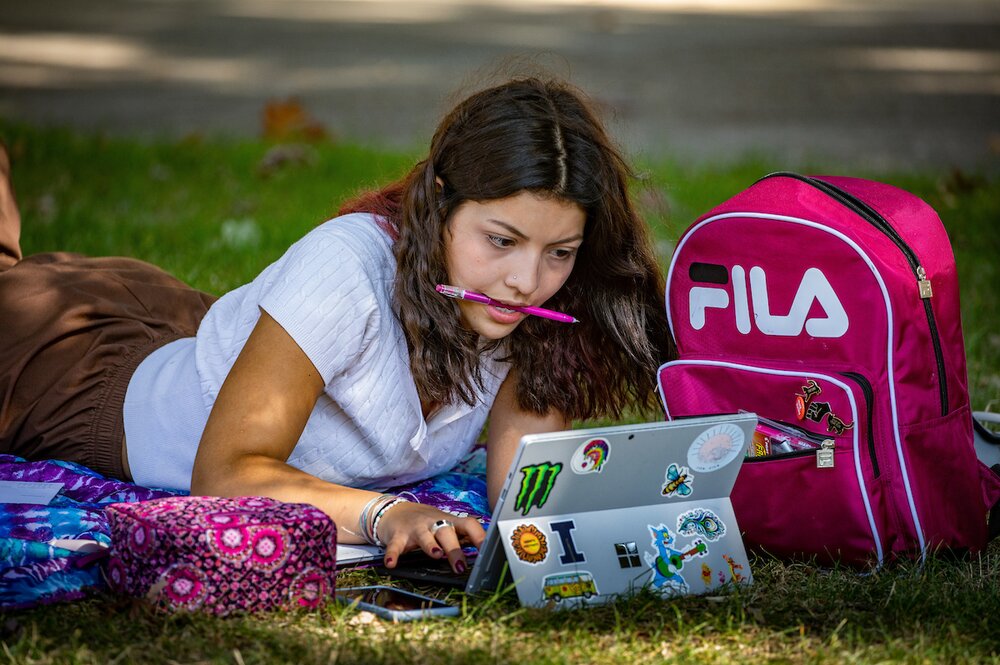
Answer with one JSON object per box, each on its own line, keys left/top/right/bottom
{"left": 105, "top": 495, "right": 336, "bottom": 615}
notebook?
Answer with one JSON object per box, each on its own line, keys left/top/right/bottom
{"left": 462, "top": 413, "right": 756, "bottom": 608}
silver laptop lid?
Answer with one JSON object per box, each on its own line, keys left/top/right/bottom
{"left": 467, "top": 413, "right": 755, "bottom": 595}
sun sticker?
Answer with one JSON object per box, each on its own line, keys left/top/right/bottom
{"left": 687, "top": 423, "right": 744, "bottom": 472}
{"left": 510, "top": 524, "right": 549, "bottom": 564}
{"left": 570, "top": 438, "right": 611, "bottom": 475}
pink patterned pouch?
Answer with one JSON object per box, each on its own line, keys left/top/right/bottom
{"left": 104, "top": 495, "right": 336, "bottom": 615}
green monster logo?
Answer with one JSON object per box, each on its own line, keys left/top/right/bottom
{"left": 514, "top": 462, "right": 563, "bottom": 516}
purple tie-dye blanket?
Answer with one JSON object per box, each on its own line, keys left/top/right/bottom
{"left": 0, "top": 449, "right": 490, "bottom": 610}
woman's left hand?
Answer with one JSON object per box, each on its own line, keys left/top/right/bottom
{"left": 377, "top": 502, "right": 485, "bottom": 574}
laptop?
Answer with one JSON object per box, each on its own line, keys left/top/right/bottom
{"left": 451, "top": 412, "right": 756, "bottom": 608}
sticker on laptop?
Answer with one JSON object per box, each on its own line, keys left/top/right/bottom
{"left": 660, "top": 463, "right": 694, "bottom": 498}
{"left": 613, "top": 541, "right": 643, "bottom": 569}
{"left": 677, "top": 508, "right": 726, "bottom": 542}
{"left": 514, "top": 461, "right": 563, "bottom": 516}
{"left": 541, "top": 571, "right": 599, "bottom": 604}
{"left": 687, "top": 423, "right": 745, "bottom": 472}
{"left": 550, "top": 520, "right": 586, "bottom": 564}
{"left": 570, "top": 437, "right": 610, "bottom": 475}
{"left": 510, "top": 524, "right": 548, "bottom": 564}
{"left": 644, "top": 524, "right": 708, "bottom": 593}
{"left": 723, "top": 554, "right": 747, "bottom": 583}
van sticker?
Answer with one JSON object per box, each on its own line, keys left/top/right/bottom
{"left": 514, "top": 462, "right": 562, "bottom": 516}
{"left": 644, "top": 524, "right": 708, "bottom": 593}
{"left": 570, "top": 438, "right": 611, "bottom": 474}
{"left": 541, "top": 571, "right": 599, "bottom": 604}
{"left": 661, "top": 463, "right": 694, "bottom": 497}
{"left": 677, "top": 508, "right": 726, "bottom": 541}
{"left": 687, "top": 423, "right": 744, "bottom": 472}
{"left": 510, "top": 524, "right": 548, "bottom": 564}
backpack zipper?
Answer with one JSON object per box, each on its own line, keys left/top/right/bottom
{"left": 761, "top": 172, "right": 949, "bottom": 417}
{"left": 841, "top": 371, "right": 880, "bottom": 478}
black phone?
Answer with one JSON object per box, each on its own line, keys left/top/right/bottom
{"left": 335, "top": 586, "right": 459, "bottom": 622}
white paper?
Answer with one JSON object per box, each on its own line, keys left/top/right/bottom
{"left": 0, "top": 480, "right": 63, "bottom": 505}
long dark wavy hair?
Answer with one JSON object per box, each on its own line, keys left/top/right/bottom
{"left": 340, "top": 77, "right": 674, "bottom": 421}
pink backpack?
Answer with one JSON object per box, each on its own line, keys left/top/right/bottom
{"left": 657, "top": 172, "right": 1000, "bottom": 566}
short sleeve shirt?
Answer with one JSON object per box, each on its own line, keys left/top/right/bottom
{"left": 125, "top": 213, "right": 510, "bottom": 491}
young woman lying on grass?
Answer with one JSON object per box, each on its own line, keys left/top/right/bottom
{"left": 0, "top": 77, "right": 673, "bottom": 574}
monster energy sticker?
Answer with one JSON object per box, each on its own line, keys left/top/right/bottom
{"left": 514, "top": 461, "right": 563, "bottom": 516}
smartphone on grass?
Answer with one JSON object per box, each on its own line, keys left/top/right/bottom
{"left": 335, "top": 585, "right": 460, "bottom": 622}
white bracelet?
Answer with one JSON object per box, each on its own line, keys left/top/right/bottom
{"left": 370, "top": 497, "right": 409, "bottom": 548}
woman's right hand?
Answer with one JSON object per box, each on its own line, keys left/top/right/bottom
{"left": 377, "top": 502, "right": 485, "bottom": 574}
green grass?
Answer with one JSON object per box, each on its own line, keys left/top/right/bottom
{"left": 2, "top": 121, "right": 999, "bottom": 664}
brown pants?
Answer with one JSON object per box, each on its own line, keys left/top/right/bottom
{"left": 0, "top": 178, "right": 216, "bottom": 480}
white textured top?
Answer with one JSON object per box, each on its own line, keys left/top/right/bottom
{"left": 124, "top": 213, "right": 510, "bottom": 491}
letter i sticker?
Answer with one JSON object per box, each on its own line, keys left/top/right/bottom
{"left": 550, "top": 520, "right": 586, "bottom": 564}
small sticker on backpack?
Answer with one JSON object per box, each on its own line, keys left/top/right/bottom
{"left": 795, "top": 380, "right": 823, "bottom": 421}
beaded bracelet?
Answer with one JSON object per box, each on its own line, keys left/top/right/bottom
{"left": 357, "top": 494, "right": 409, "bottom": 547}
{"left": 370, "top": 497, "right": 408, "bottom": 548}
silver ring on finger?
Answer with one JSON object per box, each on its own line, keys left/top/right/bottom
{"left": 429, "top": 519, "right": 455, "bottom": 535}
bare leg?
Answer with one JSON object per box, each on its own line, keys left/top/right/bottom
{"left": 0, "top": 143, "right": 23, "bottom": 270}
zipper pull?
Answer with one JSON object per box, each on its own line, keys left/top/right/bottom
{"left": 917, "top": 266, "right": 933, "bottom": 299}
{"left": 816, "top": 439, "right": 835, "bottom": 469}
